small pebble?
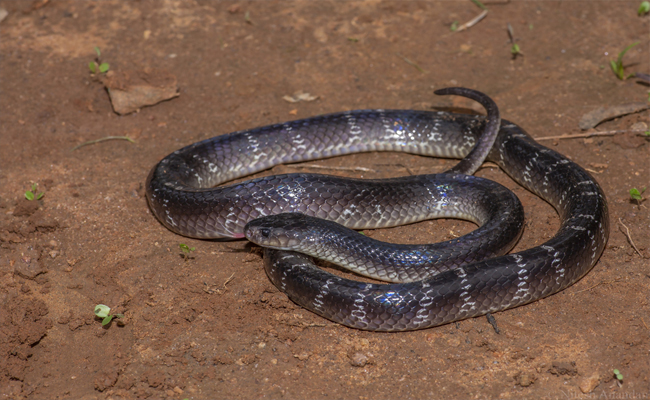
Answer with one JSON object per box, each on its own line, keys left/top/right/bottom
{"left": 579, "top": 373, "right": 600, "bottom": 393}
{"left": 348, "top": 352, "right": 370, "bottom": 367}
{"left": 516, "top": 372, "right": 536, "bottom": 387}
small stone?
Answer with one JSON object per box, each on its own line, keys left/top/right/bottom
{"left": 237, "top": 354, "right": 257, "bottom": 365}
{"left": 103, "top": 69, "right": 179, "bottom": 115}
{"left": 0, "top": 8, "right": 8, "bottom": 23}
{"left": 294, "top": 352, "right": 310, "bottom": 361}
{"left": 516, "top": 372, "right": 536, "bottom": 387}
{"left": 348, "top": 352, "right": 371, "bottom": 367}
{"left": 14, "top": 250, "right": 46, "bottom": 279}
{"left": 579, "top": 373, "right": 600, "bottom": 393}
{"left": 548, "top": 361, "right": 578, "bottom": 376}
{"left": 93, "top": 371, "right": 118, "bottom": 392}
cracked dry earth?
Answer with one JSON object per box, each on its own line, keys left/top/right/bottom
{"left": 1, "top": 1, "right": 649, "bottom": 399}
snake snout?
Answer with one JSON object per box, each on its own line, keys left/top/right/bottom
{"left": 244, "top": 215, "right": 308, "bottom": 250}
{"left": 244, "top": 221, "right": 286, "bottom": 248}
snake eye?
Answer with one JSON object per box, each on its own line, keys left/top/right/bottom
{"left": 260, "top": 228, "right": 271, "bottom": 238}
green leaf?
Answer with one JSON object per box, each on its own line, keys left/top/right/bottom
{"left": 99, "top": 62, "right": 110, "bottom": 73}
{"left": 617, "top": 42, "right": 639, "bottom": 63}
{"left": 36, "top": 192, "right": 44, "bottom": 200}
{"left": 180, "top": 243, "right": 195, "bottom": 253}
{"left": 450, "top": 21, "right": 459, "bottom": 31}
{"left": 94, "top": 46, "right": 101, "bottom": 57}
{"left": 638, "top": 1, "right": 650, "bottom": 15}
{"left": 102, "top": 315, "right": 113, "bottom": 326}
{"left": 610, "top": 60, "right": 622, "bottom": 79}
{"left": 89, "top": 61, "right": 97, "bottom": 74}
{"left": 470, "top": 0, "right": 487, "bottom": 10}
{"left": 630, "top": 187, "right": 646, "bottom": 201}
{"left": 511, "top": 43, "right": 521, "bottom": 55}
{"left": 94, "top": 304, "right": 111, "bottom": 318}
{"left": 25, "top": 191, "right": 34, "bottom": 201}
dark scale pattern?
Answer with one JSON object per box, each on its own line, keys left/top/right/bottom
{"left": 259, "top": 121, "right": 608, "bottom": 331}
{"left": 244, "top": 174, "right": 525, "bottom": 283}
{"left": 146, "top": 106, "right": 608, "bottom": 331}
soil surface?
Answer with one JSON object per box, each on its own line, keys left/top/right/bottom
{"left": 1, "top": 1, "right": 649, "bottom": 399}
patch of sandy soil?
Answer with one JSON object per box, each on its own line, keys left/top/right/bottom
{"left": 1, "top": 1, "right": 648, "bottom": 399}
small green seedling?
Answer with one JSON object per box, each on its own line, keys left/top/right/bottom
{"left": 470, "top": 0, "right": 487, "bottom": 10}
{"left": 179, "top": 243, "right": 196, "bottom": 260}
{"left": 507, "top": 23, "right": 523, "bottom": 59}
{"left": 25, "top": 183, "right": 44, "bottom": 201}
{"left": 244, "top": 10, "right": 253, "bottom": 24}
{"left": 94, "top": 304, "right": 124, "bottom": 326}
{"left": 450, "top": 21, "right": 459, "bottom": 31}
{"left": 630, "top": 187, "right": 646, "bottom": 204}
{"left": 610, "top": 42, "right": 639, "bottom": 80}
{"left": 613, "top": 369, "right": 624, "bottom": 384}
{"left": 88, "top": 46, "right": 110, "bottom": 74}
{"left": 638, "top": 1, "right": 650, "bottom": 15}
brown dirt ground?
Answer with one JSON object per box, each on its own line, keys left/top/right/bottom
{"left": 1, "top": 1, "right": 649, "bottom": 399}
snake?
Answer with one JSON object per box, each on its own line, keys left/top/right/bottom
{"left": 146, "top": 88, "right": 609, "bottom": 332}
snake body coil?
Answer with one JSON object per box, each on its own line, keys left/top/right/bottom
{"left": 146, "top": 91, "right": 609, "bottom": 331}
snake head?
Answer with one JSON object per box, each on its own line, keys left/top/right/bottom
{"left": 244, "top": 213, "right": 316, "bottom": 250}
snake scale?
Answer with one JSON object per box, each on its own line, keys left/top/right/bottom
{"left": 146, "top": 88, "right": 609, "bottom": 332}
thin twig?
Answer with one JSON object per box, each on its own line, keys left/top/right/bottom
{"left": 285, "top": 164, "right": 376, "bottom": 173}
{"left": 477, "top": 162, "right": 500, "bottom": 170}
{"left": 571, "top": 278, "right": 622, "bottom": 295}
{"left": 396, "top": 54, "right": 426, "bottom": 73}
{"left": 507, "top": 23, "right": 515, "bottom": 44}
{"left": 222, "top": 272, "right": 236, "bottom": 288}
{"left": 375, "top": 163, "right": 416, "bottom": 175}
{"left": 641, "top": 318, "right": 649, "bottom": 331}
{"left": 203, "top": 272, "right": 236, "bottom": 295}
{"left": 455, "top": 9, "right": 488, "bottom": 32}
{"left": 71, "top": 136, "right": 135, "bottom": 151}
{"left": 534, "top": 130, "right": 646, "bottom": 141}
{"left": 618, "top": 218, "right": 642, "bottom": 257}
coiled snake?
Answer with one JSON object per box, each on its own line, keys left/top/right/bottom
{"left": 146, "top": 88, "right": 609, "bottom": 331}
